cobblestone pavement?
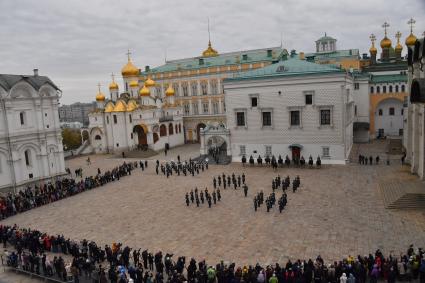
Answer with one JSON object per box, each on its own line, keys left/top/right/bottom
{"left": 1, "top": 142, "right": 424, "bottom": 271}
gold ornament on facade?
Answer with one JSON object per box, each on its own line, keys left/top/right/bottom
{"left": 127, "top": 99, "right": 138, "bottom": 112}
{"left": 113, "top": 100, "right": 127, "bottom": 112}
{"left": 121, "top": 50, "right": 139, "bottom": 77}
{"left": 405, "top": 18, "right": 417, "bottom": 46}
{"left": 104, "top": 102, "right": 115, "bottom": 113}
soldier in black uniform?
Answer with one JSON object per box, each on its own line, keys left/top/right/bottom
{"left": 242, "top": 173, "right": 245, "bottom": 184}
{"left": 227, "top": 176, "right": 231, "bottom": 187}
{"left": 213, "top": 177, "right": 217, "bottom": 189}
{"left": 253, "top": 197, "right": 258, "bottom": 211}
{"left": 243, "top": 184, "right": 248, "bottom": 197}
{"left": 218, "top": 176, "right": 221, "bottom": 187}
{"left": 207, "top": 196, "right": 212, "bottom": 208}
{"left": 237, "top": 175, "right": 241, "bottom": 187}
{"left": 185, "top": 193, "right": 190, "bottom": 206}
{"left": 195, "top": 195, "right": 200, "bottom": 207}
{"left": 217, "top": 188, "right": 221, "bottom": 201}
{"left": 190, "top": 190, "right": 194, "bottom": 203}
{"left": 212, "top": 191, "right": 217, "bottom": 204}
{"left": 200, "top": 191, "right": 204, "bottom": 204}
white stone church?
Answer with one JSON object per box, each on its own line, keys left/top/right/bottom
{"left": 0, "top": 71, "right": 66, "bottom": 192}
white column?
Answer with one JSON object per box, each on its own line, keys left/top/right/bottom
{"left": 197, "top": 81, "right": 201, "bottom": 96}
{"left": 208, "top": 98, "right": 212, "bottom": 115}
{"left": 198, "top": 99, "right": 202, "bottom": 115}
{"left": 218, "top": 97, "right": 223, "bottom": 114}
{"left": 207, "top": 79, "right": 211, "bottom": 95}
{"left": 189, "top": 101, "right": 193, "bottom": 115}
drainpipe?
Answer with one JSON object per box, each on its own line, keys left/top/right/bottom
{"left": 1, "top": 98, "right": 17, "bottom": 194}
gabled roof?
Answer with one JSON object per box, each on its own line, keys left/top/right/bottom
{"left": 143, "top": 47, "right": 287, "bottom": 74}
{"left": 0, "top": 74, "right": 59, "bottom": 91}
{"left": 225, "top": 57, "right": 343, "bottom": 82}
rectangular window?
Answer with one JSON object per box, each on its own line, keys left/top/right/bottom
{"left": 211, "top": 80, "right": 218, "bottom": 95}
{"left": 262, "top": 111, "right": 272, "bottom": 126}
{"left": 113, "top": 115, "right": 117, "bottom": 124}
{"left": 184, "top": 104, "right": 190, "bottom": 115}
{"left": 265, "top": 145, "right": 272, "bottom": 157}
{"left": 354, "top": 83, "right": 359, "bottom": 90}
{"left": 106, "top": 116, "right": 109, "bottom": 124}
{"left": 173, "top": 83, "right": 179, "bottom": 96}
{"left": 322, "top": 147, "right": 330, "bottom": 157}
{"left": 305, "top": 94, "right": 313, "bottom": 105}
{"left": 182, "top": 83, "right": 188, "bottom": 96}
{"left": 19, "top": 112, "right": 25, "bottom": 125}
{"left": 354, "top": 105, "right": 357, "bottom": 116}
{"left": 320, "top": 109, "right": 331, "bottom": 125}
{"left": 201, "top": 81, "right": 208, "bottom": 95}
{"left": 251, "top": 97, "right": 258, "bottom": 107}
{"left": 129, "top": 114, "right": 132, "bottom": 123}
{"left": 236, "top": 112, "right": 245, "bottom": 126}
{"left": 383, "top": 86, "right": 387, "bottom": 93}
{"left": 156, "top": 86, "right": 162, "bottom": 97}
{"left": 239, "top": 145, "right": 246, "bottom": 156}
{"left": 399, "top": 129, "right": 403, "bottom": 136}
{"left": 401, "top": 109, "right": 404, "bottom": 115}
{"left": 389, "top": 107, "right": 395, "bottom": 115}
{"left": 203, "top": 103, "right": 209, "bottom": 114}
{"left": 192, "top": 103, "right": 199, "bottom": 115}
{"left": 290, "top": 111, "right": 300, "bottom": 126}
{"left": 213, "top": 102, "right": 219, "bottom": 114}
{"left": 24, "top": 150, "right": 30, "bottom": 166}
{"left": 191, "top": 82, "right": 198, "bottom": 96}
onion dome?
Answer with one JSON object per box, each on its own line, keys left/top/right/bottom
{"left": 165, "top": 84, "right": 175, "bottom": 96}
{"left": 380, "top": 37, "right": 392, "bottom": 49}
{"left": 369, "top": 44, "right": 377, "bottom": 54}
{"left": 129, "top": 80, "right": 139, "bottom": 88}
{"left": 121, "top": 56, "right": 139, "bottom": 77}
{"left": 202, "top": 40, "right": 219, "bottom": 57}
{"left": 127, "top": 99, "right": 138, "bottom": 112}
{"left": 139, "top": 85, "right": 150, "bottom": 96}
{"left": 395, "top": 42, "right": 403, "bottom": 52}
{"left": 113, "top": 100, "right": 127, "bottom": 112}
{"left": 144, "top": 77, "right": 155, "bottom": 87}
{"left": 405, "top": 33, "right": 417, "bottom": 46}
{"left": 104, "top": 102, "right": 115, "bottom": 113}
{"left": 109, "top": 81, "right": 119, "bottom": 90}
{"left": 96, "top": 91, "right": 105, "bottom": 102}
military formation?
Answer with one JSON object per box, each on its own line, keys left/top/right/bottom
{"left": 155, "top": 157, "right": 208, "bottom": 177}
{"left": 185, "top": 187, "right": 221, "bottom": 208}
{"left": 242, "top": 154, "right": 322, "bottom": 169}
{"left": 212, "top": 172, "right": 245, "bottom": 190}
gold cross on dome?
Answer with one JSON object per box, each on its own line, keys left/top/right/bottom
{"left": 395, "top": 31, "right": 402, "bottom": 42}
{"left": 382, "top": 22, "right": 390, "bottom": 37}
{"left": 407, "top": 18, "right": 416, "bottom": 33}
{"left": 97, "top": 83, "right": 101, "bottom": 92}
{"left": 126, "top": 49, "right": 132, "bottom": 61}
{"left": 369, "top": 34, "right": 376, "bottom": 43}
{"left": 111, "top": 73, "right": 115, "bottom": 82}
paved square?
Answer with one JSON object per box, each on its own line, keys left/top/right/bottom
{"left": 1, "top": 143, "right": 425, "bottom": 266}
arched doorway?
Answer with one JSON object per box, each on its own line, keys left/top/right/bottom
{"left": 133, "top": 125, "right": 148, "bottom": 146}
{"left": 289, "top": 144, "right": 302, "bottom": 161}
{"left": 206, "top": 136, "right": 227, "bottom": 162}
{"left": 196, "top": 123, "right": 206, "bottom": 143}
{"left": 81, "top": 130, "right": 89, "bottom": 142}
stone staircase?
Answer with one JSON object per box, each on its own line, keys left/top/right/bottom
{"left": 386, "top": 138, "right": 403, "bottom": 155}
{"left": 379, "top": 180, "right": 425, "bottom": 209}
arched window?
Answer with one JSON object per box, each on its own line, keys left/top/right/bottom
{"left": 95, "top": 135, "right": 101, "bottom": 140}
{"left": 401, "top": 85, "right": 405, "bottom": 92}
{"left": 377, "top": 86, "right": 380, "bottom": 93}
{"left": 19, "top": 112, "right": 26, "bottom": 125}
{"left": 383, "top": 86, "right": 386, "bottom": 93}
{"left": 395, "top": 85, "right": 399, "bottom": 92}
{"left": 370, "top": 86, "right": 374, "bottom": 93}
{"left": 160, "top": 124, "right": 167, "bottom": 137}
{"left": 389, "top": 107, "right": 395, "bottom": 116}
{"left": 175, "top": 124, "right": 178, "bottom": 134}
{"left": 168, "top": 123, "right": 174, "bottom": 135}
{"left": 178, "top": 124, "right": 181, "bottom": 133}
{"left": 389, "top": 85, "right": 393, "bottom": 93}
{"left": 378, "top": 109, "right": 383, "bottom": 116}
{"left": 24, "top": 149, "right": 31, "bottom": 166}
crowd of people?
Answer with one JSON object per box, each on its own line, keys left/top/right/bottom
{"left": 0, "top": 161, "right": 143, "bottom": 220}
{"left": 358, "top": 155, "right": 382, "bottom": 165}
{"left": 212, "top": 173, "right": 245, "bottom": 190}
{"left": 242, "top": 155, "right": 322, "bottom": 169}
{"left": 156, "top": 158, "right": 208, "bottom": 178}
{"left": 2, "top": 224, "right": 425, "bottom": 283}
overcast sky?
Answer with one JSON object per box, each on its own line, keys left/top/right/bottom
{"left": 0, "top": 0, "right": 424, "bottom": 104}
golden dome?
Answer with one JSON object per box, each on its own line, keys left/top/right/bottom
{"left": 395, "top": 43, "right": 403, "bottom": 52}
{"left": 129, "top": 80, "right": 139, "bottom": 88}
{"left": 369, "top": 44, "right": 377, "bottom": 54}
{"left": 127, "top": 99, "right": 138, "bottom": 112}
{"left": 109, "top": 81, "right": 119, "bottom": 90}
{"left": 113, "top": 100, "right": 127, "bottom": 112}
{"left": 380, "top": 37, "right": 392, "bottom": 48}
{"left": 104, "top": 102, "right": 114, "bottom": 113}
{"left": 405, "top": 33, "right": 417, "bottom": 46}
{"left": 202, "top": 41, "right": 218, "bottom": 57}
{"left": 96, "top": 92, "right": 105, "bottom": 101}
{"left": 165, "top": 84, "right": 175, "bottom": 96}
{"left": 139, "top": 85, "right": 150, "bottom": 96}
{"left": 121, "top": 59, "right": 139, "bottom": 77}
{"left": 144, "top": 77, "right": 155, "bottom": 87}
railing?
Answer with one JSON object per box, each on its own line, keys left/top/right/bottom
{"left": 159, "top": 115, "right": 174, "bottom": 122}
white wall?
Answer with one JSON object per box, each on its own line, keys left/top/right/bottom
{"left": 374, "top": 98, "right": 404, "bottom": 136}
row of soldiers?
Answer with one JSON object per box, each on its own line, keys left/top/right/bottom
{"left": 254, "top": 190, "right": 289, "bottom": 213}
{"left": 358, "top": 154, "right": 380, "bottom": 165}
{"left": 185, "top": 188, "right": 221, "bottom": 208}
{"left": 272, "top": 175, "right": 301, "bottom": 193}
{"left": 155, "top": 159, "right": 208, "bottom": 177}
{"left": 212, "top": 173, "right": 246, "bottom": 190}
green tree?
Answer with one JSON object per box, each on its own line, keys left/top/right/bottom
{"left": 62, "top": 128, "right": 82, "bottom": 150}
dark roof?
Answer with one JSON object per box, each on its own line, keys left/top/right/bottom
{"left": 0, "top": 74, "right": 59, "bottom": 92}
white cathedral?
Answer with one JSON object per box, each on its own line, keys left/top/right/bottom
{"left": 87, "top": 55, "right": 184, "bottom": 154}
{"left": 0, "top": 71, "right": 66, "bottom": 192}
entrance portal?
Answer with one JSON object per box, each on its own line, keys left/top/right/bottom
{"left": 133, "top": 125, "right": 148, "bottom": 146}
{"left": 196, "top": 123, "right": 206, "bottom": 143}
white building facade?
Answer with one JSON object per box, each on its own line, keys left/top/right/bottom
{"left": 223, "top": 57, "right": 354, "bottom": 164}
{"left": 0, "top": 72, "right": 66, "bottom": 192}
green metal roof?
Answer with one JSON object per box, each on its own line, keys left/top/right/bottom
{"left": 305, "top": 49, "right": 360, "bottom": 60}
{"left": 316, "top": 34, "right": 336, "bottom": 42}
{"left": 370, "top": 74, "right": 407, "bottom": 84}
{"left": 225, "top": 57, "right": 343, "bottom": 82}
{"left": 142, "top": 47, "right": 287, "bottom": 74}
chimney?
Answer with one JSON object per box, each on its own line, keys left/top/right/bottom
{"left": 33, "top": 69, "right": 39, "bottom": 76}
{"left": 299, "top": 52, "right": 305, "bottom": 60}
